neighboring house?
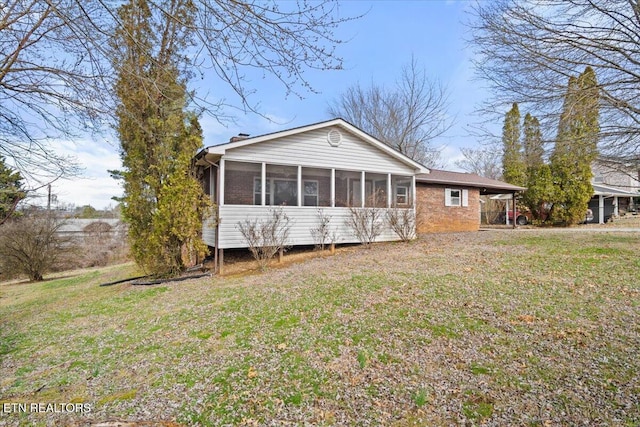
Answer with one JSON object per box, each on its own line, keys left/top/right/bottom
{"left": 194, "top": 118, "right": 429, "bottom": 269}
{"left": 589, "top": 160, "right": 640, "bottom": 223}
{"left": 415, "top": 170, "right": 525, "bottom": 232}
{"left": 56, "top": 218, "right": 125, "bottom": 242}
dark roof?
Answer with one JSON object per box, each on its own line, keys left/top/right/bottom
{"left": 416, "top": 170, "right": 525, "bottom": 194}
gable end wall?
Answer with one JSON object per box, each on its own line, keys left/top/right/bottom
{"left": 223, "top": 127, "right": 414, "bottom": 175}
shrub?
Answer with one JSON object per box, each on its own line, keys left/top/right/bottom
{"left": 310, "top": 209, "right": 337, "bottom": 250}
{"left": 237, "top": 207, "right": 292, "bottom": 270}
{"left": 346, "top": 206, "right": 384, "bottom": 246}
{"left": 386, "top": 207, "right": 416, "bottom": 242}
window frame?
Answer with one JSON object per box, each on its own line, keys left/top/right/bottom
{"left": 303, "top": 179, "right": 319, "bottom": 206}
{"left": 395, "top": 185, "right": 409, "bottom": 206}
{"left": 445, "top": 188, "right": 468, "bottom": 207}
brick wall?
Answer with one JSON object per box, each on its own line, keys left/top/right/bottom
{"left": 416, "top": 184, "right": 480, "bottom": 233}
{"left": 225, "top": 168, "right": 256, "bottom": 205}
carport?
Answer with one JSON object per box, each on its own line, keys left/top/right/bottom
{"left": 589, "top": 184, "right": 638, "bottom": 224}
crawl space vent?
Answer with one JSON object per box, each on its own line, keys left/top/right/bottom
{"left": 327, "top": 129, "right": 343, "bottom": 147}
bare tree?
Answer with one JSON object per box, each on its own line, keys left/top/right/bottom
{"left": 328, "top": 57, "right": 452, "bottom": 167}
{"left": 470, "top": 0, "right": 640, "bottom": 162}
{"left": 455, "top": 147, "right": 502, "bottom": 179}
{"left": 0, "top": 211, "right": 74, "bottom": 281}
{"left": 1, "top": 0, "right": 357, "bottom": 181}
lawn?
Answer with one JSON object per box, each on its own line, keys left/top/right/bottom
{"left": 1, "top": 230, "right": 639, "bottom": 426}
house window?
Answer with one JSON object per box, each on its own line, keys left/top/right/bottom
{"left": 302, "top": 167, "right": 331, "bottom": 207}
{"left": 392, "top": 175, "right": 413, "bottom": 207}
{"left": 445, "top": 188, "right": 468, "bottom": 207}
{"left": 335, "top": 170, "right": 362, "bottom": 207}
{"left": 303, "top": 180, "right": 319, "bottom": 206}
{"left": 255, "top": 177, "right": 298, "bottom": 205}
{"left": 266, "top": 164, "right": 298, "bottom": 206}
{"left": 253, "top": 177, "right": 272, "bottom": 205}
{"left": 273, "top": 179, "right": 297, "bottom": 205}
{"left": 396, "top": 185, "right": 409, "bottom": 205}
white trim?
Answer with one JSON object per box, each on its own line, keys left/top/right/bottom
{"left": 330, "top": 168, "right": 335, "bottom": 208}
{"left": 462, "top": 189, "right": 469, "bottom": 207}
{"left": 411, "top": 175, "right": 416, "bottom": 208}
{"left": 261, "top": 162, "right": 266, "bottom": 206}
{"left": 297, "top": 165, "right": 302, "bottom": 207}
{"left": 445, "top": 188, "right": 462, "bottom": 207}
{"left": 361, "top": 171, "right": 366, "bottom": 208}
{"left": 387, "top": 173, "right": 392, "bottom": 208}
{"left": 219, "top": 158, "right": 225, "bottom": 206}
{"left": 302, "top": 179, "right": 319, "bottom": 207}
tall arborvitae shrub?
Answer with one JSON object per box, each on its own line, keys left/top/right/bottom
{"left": 550, "top": 67, "right": 600, "bottom": 224}
{"left": 112, "top": 0, "right": 210, "bottom": 276}
{"left": 501, "top": 102, "right": 526, "bottom": 187}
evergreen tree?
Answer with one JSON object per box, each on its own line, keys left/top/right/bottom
{"left": 502, "top": 103, "right": 526, "bottom": 186}
{"left": 521, "top": 113, "right": 555, "bottom": 220}
{"left": 550, "top": 67, "right": 600, "bottom": 224}
{"left": 112, "top": 0, "right": 210, "bottom": 276}
{"left": 0, "top": 155, "right": 26, "bottom": 224}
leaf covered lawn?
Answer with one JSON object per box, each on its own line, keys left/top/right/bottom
{"left": 1, "top": 230, "right": 639, "bottom": 426}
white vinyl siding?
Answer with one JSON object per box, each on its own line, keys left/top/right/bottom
{"left": 202, "top": 216, "right": 217, "bottom": 247}
{"left": 224, "top": 127, "right": 414, "bottom": 175}
{"left": 211, "top": 205, "right": 414, "bottom": 249}
{"left": 445, "top": 188, "right": 468, "bottom": 207}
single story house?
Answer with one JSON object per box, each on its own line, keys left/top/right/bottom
{"left": 588, "top": 183, "right": 638, "bottom": 223}
{"left": 194, "top": 119, "right": 524, "bottom": 270}
{"left": 194, "top": 119, "right": 429, "bottom": 269}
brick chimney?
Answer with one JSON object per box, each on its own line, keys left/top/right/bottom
{"left": 230, "top": 133, "right": 250, "bottom": 142}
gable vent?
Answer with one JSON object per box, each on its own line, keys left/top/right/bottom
{"left": 327, "top": 129, "right": 342, "bottom": 147}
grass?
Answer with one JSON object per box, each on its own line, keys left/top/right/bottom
{"left": 1, "top": 231, "right": 639, "bottom": 426}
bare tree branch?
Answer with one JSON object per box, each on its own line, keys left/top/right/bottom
{"left": 469, "top": 0, "right": 640, "bottom": 161}
{"left": 327, "top": 57, "right": 452, "bottom": 168}
{"left": 0, "top": 0, "right": 358, "bottom": 183}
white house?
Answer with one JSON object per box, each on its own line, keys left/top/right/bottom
{"left": 589, "top": 160, "right": 640, "bottom": 223}
{"left": 194, "top": 118, "right": 429, "bottom": 270}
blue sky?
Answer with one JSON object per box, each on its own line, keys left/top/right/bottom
{"left": 49, "top": 0, "right": 494, "bottom": 209}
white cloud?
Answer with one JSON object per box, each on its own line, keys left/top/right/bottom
{"left": 29, "top": 138, "right": 123, "bottom": 210}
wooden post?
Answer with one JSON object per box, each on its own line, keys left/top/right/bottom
{"left": 218, "top": 248, "right": 224, "bottom": 275}
{"left": 278, "top": 247, "right": 284, "bottom": 263}
{"left": 330, "top": 242, "right": 335, "bottom": 254}
{"left": 214, "top": 242, "right": 219, "bottom": 274}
